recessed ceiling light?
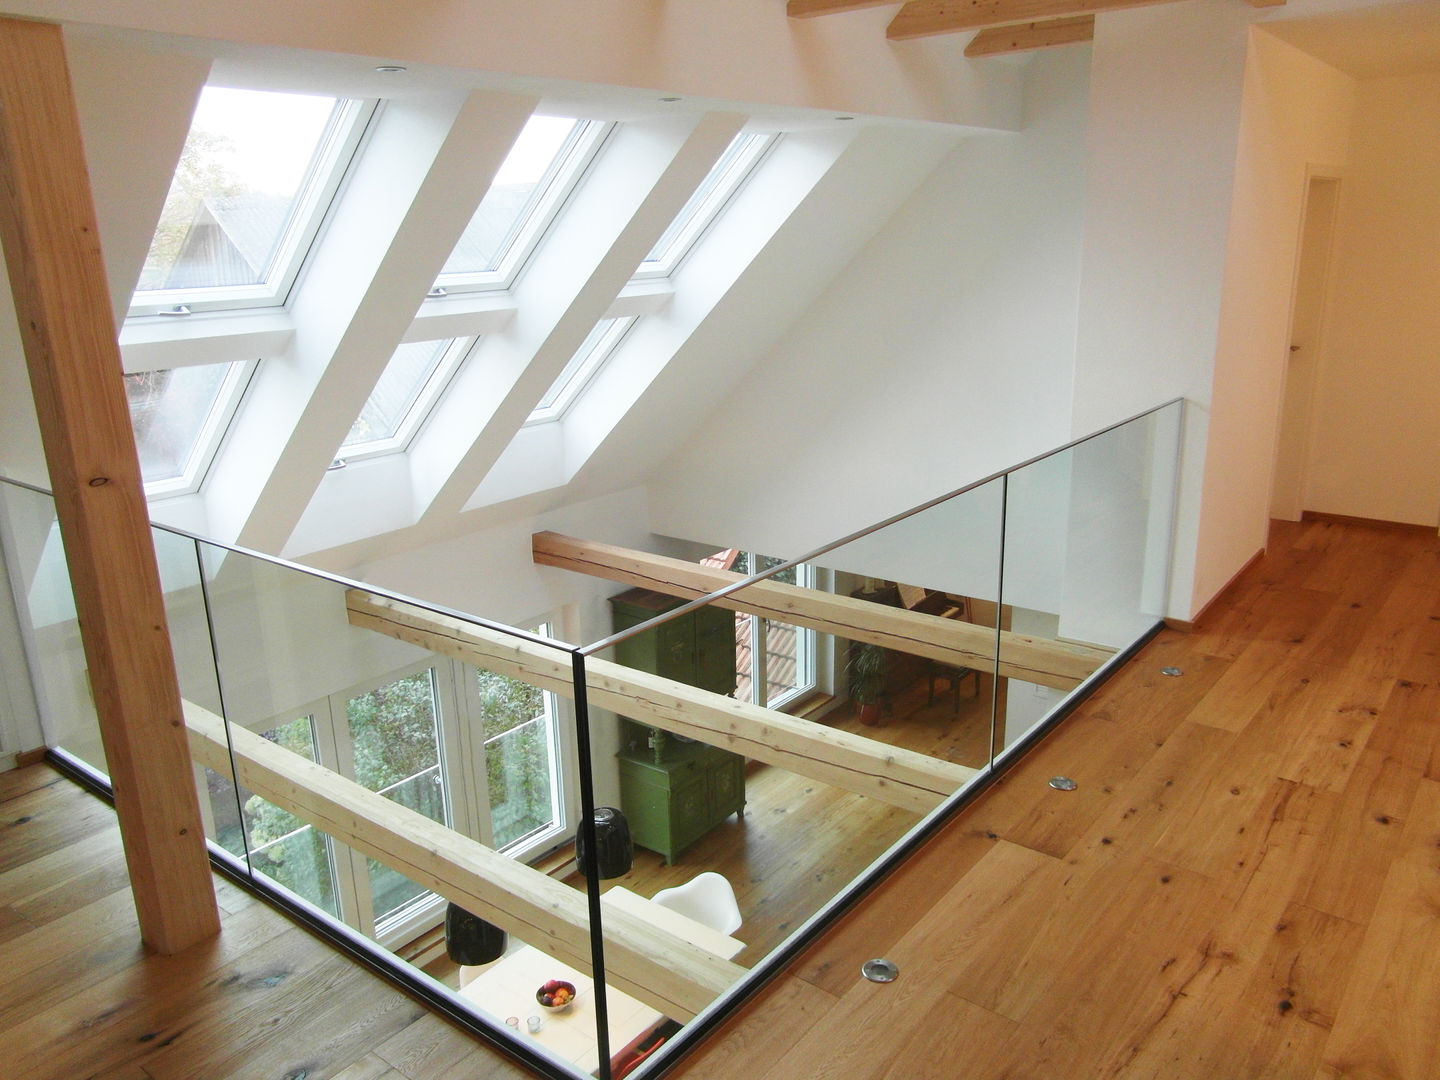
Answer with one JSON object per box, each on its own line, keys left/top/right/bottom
{"left": 374, "top": 65, "right": 407, "bottom": 74}
{"left": 835, "top": 115, "right": 856, "bottom": 121}
{"left": 659, "top": 96, "right": 682, "bottom": 103}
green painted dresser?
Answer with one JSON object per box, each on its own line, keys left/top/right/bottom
{"left": 609, "top": 588, "right": 746, "bottom": 864}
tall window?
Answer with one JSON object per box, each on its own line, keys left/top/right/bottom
{"left": 473, "top": 654, "right": 563, "bottom": 850}
{"left": 729, "top": 553, "right": 816, "bottom": 710}
{"left": 130, "top": 86, "right": 370, "bottom": 315}
{"left": 211, "top": 664, "right": 455, "bottom": 941}
{"left": 206, "top": 645, "right": 570, "bottom": 945}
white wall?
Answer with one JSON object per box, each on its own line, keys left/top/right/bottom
{"left": 1073, "top": 4, "right": 1360, "bottom": 619}
{"left": 647, "top": 47, "right": 1092, "bottom": 563}
{"left": 1304, "top": 71, "right": 1440, "bottom": 526}
{"left": 1197, "top": 31, "right": 1357, "bottom": 602}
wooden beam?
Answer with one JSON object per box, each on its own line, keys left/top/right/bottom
{"left": 0, "top": 17, "right": 219, "bottom": 954}
{"left": 185, "top": 702, "right": 742, "bottom": 1021}
{"left": 346, "top": 590, "right": 977, "bottom": 814}
{"left": 965, "top": 15, "right": 1094, "bottom": 56}
{"left": 888, "top": 0, "right": 1183, "bottom": 39}
{"left": 787, "top": 0, "right": 896, "bottom": 16}
{"left": 531, "top": 532, "right": 1112, "bottom": 691}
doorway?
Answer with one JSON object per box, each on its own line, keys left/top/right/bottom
{"left": 1271, "top": 174, "right": 1341, "bottom": 521}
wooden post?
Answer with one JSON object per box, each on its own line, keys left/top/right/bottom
{"left": 0, "top": 17, "right": 219, "bottom": 953}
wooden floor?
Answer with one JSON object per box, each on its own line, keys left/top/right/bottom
{"left": 3, "top": 517, "right": 1437, "bottom": 1078}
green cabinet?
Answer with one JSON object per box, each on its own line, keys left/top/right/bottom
{"left": 609, "top": 588, "right": 745, "bottom": 864}
{"left": 617, "top": 742, "right": 746, "bottom": 865}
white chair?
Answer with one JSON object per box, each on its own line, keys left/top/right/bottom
{"left": 650, "top": 871, "right": 742, "bottom": 935}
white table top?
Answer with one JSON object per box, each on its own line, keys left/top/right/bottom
{"left": 457, "top": 885, "right": 744, "bottom": 1075}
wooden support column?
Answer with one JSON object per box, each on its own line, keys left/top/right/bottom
{"left": 0, "top": 17, "right": 219, "bottom": 953}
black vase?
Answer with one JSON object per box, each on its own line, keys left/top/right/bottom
{"left": 444, "top": 902, "right": 506, "bottom": 965}
{"left": 575, "top": 806, "right": 633, "bottom": 879}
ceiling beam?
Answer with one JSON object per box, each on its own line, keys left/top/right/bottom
{"left": 787, "top": 1, "right": 896, "bottom": 15}
{"left": 186, "top": 702, "right": 741, "bottom": 1020}
{"left": 888, "top": 0, "right": 1185, "bottom": 39}
{"left": 965, "top": 14, "right": 1095, "bottom": 56}
{"left": 532, "top": 532, "right": 1112, "bottom": 690}
{"left": 346, "top": 589, "right": 975, "bottom": 813}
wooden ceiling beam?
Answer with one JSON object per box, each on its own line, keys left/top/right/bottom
{"left": 531, "top": 532, "right": 1112, "bottom": 691}
{"left": 965, "top": 14, "right": 1095, "bottom": 56}
{"left": 346, "top": 590, "right": 976, "bottom": 813}
{"left": 787, "top": 1, "right": 896, "bottom": 16}
{"left": 187, "top": 701, "right": 743, "bottom": 1021}
{"left": 888, "top": 0, "right": 1185, "bottom": 39}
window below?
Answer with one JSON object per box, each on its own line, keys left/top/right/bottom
{"left": 124, "top": 360, "right": 253, "bottom": 497}
{"left": 204, "top": 639, "right": 570, "bottom": 946}
{"left": 129, "top": 86, "right": 371, "bottom": 316}
{"left": 729, "top": 553, "right": 817, "bottom": 710}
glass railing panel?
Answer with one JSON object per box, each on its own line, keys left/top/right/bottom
{"left": 997, "top": 401, "right": 1183, "bottom": 751}
{"left": 181, "top": 534, "right": 599, "bottom": 1075}
{"left": 813, "top": 474, "right": 1005, "bottom": 773}
{"left": 0, "top": 482, "right": 103, "bottom": 770}
{"left": 580, "top": 476, "right": 1006, "bottom": 1075}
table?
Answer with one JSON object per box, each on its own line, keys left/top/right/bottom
{"left": 457, "top": 886, "right": 743, "bottom": 1076}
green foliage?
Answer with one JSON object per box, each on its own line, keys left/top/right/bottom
{"left": 845, "top": 642, "right": 888, "bottom": 706}
{"left": 143, "top": 129, "right": 246, "bottom": 286}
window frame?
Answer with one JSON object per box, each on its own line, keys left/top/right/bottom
{"left": 632, "top": 131, "right": 777, "bottom": 280}
{"left": 130, "top": 357, "right": 258, "bottom": 501}
{"left": 337, "top": 337, "right": 475, "bottom": 463}
{"left": 431, "top": 118, "right": 612, "bottom": 296}
{"left": 524, "top": 316, "right": 637, "bottom": 425}
{"left": 127, "top": 93, "right": 377, "bottom": 318}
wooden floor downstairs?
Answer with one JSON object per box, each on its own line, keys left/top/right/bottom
{"left": 3, "top": 517, "right": 1438, "bottom": 1079}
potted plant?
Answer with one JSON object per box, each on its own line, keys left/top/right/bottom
{"left": 845, "top": 641, "right": 888, "bottom": 725}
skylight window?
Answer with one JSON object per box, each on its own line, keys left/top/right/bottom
{"left": 341, "top": 339, "right": 470, "bottom": 458}
{"left": 435, "top": 115, "right": 608, "bottom": 291}
{"left": 129, "top": 86, "right": 371, "bottom": 316}
{"left": 634, "top": 132, "right": 775, "bottom": 279}
{"left": 124, "top": 361, "right": 253, "bottom": 496}
{"left": 527, "top": 317, "right": 636, "bottom": 424}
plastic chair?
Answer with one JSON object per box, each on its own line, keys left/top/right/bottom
{"left": 650, "top": 871, "right": 742, "bottom": 935}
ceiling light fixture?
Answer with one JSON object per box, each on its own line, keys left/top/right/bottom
{"left": 374, "top": 64, "right": 407, "bottom": 74}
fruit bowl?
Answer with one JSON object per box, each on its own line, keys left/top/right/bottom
{"left": 536, "top": 979, "right": 576, "bottom": 1011}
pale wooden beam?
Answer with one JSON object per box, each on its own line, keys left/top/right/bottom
{"left": 532, "top": 532, "right": 1112, "bottom": 691}
{"left": 788, "top": 0, "right": 897, "bottom": 15}
{"left": 186, "top": 702, "right": 742, "bottom": 1020}
{"left": 346, "top": 590, "right": 976, "bottom": 813}
{"left": 1244, "top": 0, "right": 1286, "bottom": 7}
{"left": 889, "top": 0, "right": 1184, "bottom": 39}
{"left": 0, "top": 17, "right": 219, "bottom": 954}
{"left": 965, "top": 15, "right": 1095, "bottom": 56}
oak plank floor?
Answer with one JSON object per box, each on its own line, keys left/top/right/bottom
{"left": 4, "top": 516, "right": 1437, "bottom": 1079}
{"left": 673, "top": 518, "right": 1440, "bottom": 1080}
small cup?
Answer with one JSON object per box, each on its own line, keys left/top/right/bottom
{"left": 526, "top": 1015, "right": 543, "bottom": 1033}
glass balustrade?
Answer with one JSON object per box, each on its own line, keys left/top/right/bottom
{"left": 0, "top": 398, "right": 1183, "bottom": 1080}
